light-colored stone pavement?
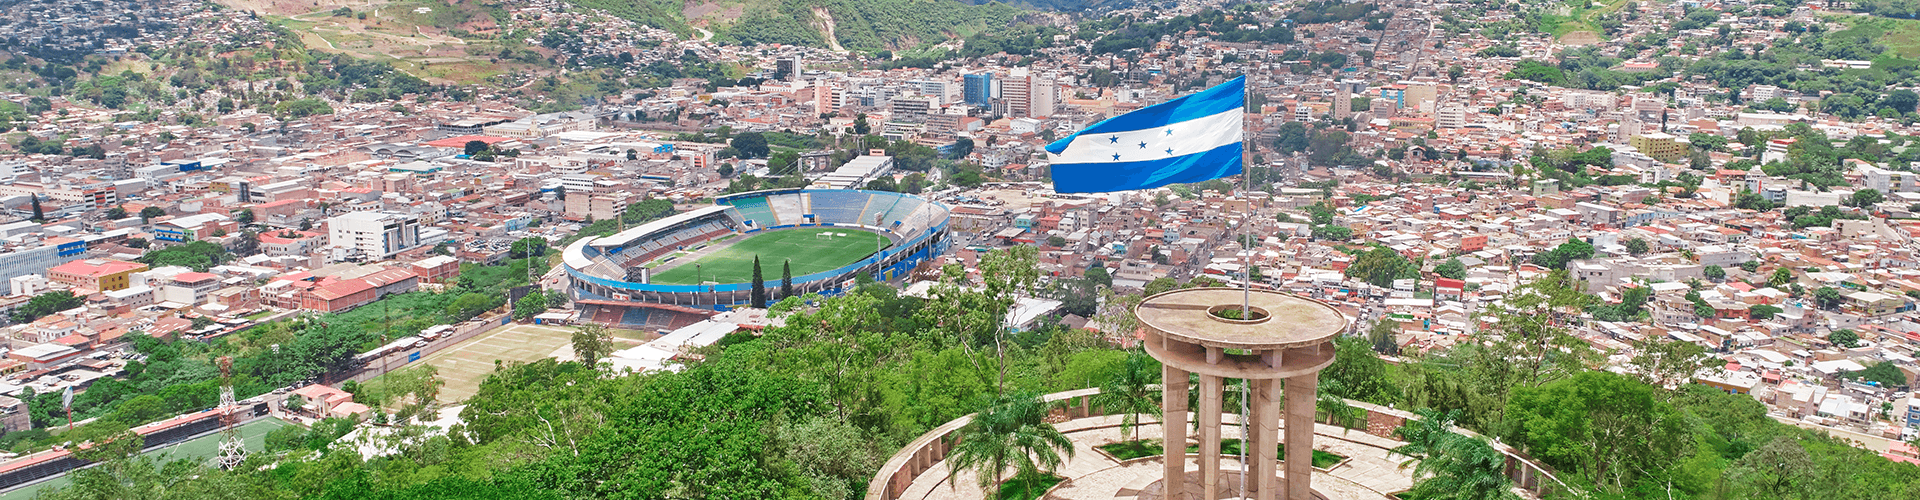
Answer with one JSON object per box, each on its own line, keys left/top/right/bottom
{"left": 894, "top": 414, "right": 1414, "bottom": 500}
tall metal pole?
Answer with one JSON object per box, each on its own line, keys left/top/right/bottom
{"left": 879, "top": 217, "right": 886, "bottom": 280}
{"left": 1242, "top": 76, "right": 1253, "bottom": 319}
{"left": 1239, "top": 74, "right": 1252, "bottom": 496}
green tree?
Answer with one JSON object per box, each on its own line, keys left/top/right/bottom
{"left": 509, "top": 237, "right": 549, "bottom": 259}
{"left": 1728, "top": 436, "right": 1815, "bottom": 499}
{"left": 1843, "top": 361, "right": 1908, "bottom": 388}
{"left": 945, "top": 392, "right": 1075, "bottom": 500}
{"left": 105, "top": 206, "right": 128, "bottom": 219}
{"left": 1327, "top": 336, "right": 1397, "bottom": 401}
{"left": 1813, "top": 287, "right": 1844, "bottom": 310}
{"left": 1083, "top": 266, "right": 1112, "bottom": 288}
{"left": 1889, "top": 89, "right": 1920, "bottom": 114}
{"left": 1144, "top": 277, "right": 1179, "bottom": 296}
{"left": 13, "top": 290, "right": 83, "bottom": 322}
{"left": 463, "top": 140, "right": 489, "bottom": 155}
{"left": 781, "top": 260, "right": 794, "bottom": 299}
{"left": 445, "top": 292, "right": 496, "bottom": 320}
{"left": 1312, "top": 224, "right": 1353, "bottom": 241}
{"left": 1769, "top": 267, "right": 1794, "bottom": 287}
{"left": 1089, "top": 350, "right": 1160, "bottom": 440}
{"left": 29, "top": 194, "right": 43, "bottom": 222}
{"left": 1624, "top": 237, "right": 1650, "bottom": 256}
{"left": 731, "top": 132, "right": 770, "bottom": 159}
{"left": 512, "top": 290, "right": 548, "bottom": 321}
{"left": 1848, "top": 188, "right": 1885, "bottom": 208}
{"left": 1367, "top": 320, "right": 1401, "bottom": 355}
{"left": 570, "top": 323, "right": 613, "bottom": 366}
{"left": 1750, "top": 304, "right": 1782, "bottom": 319}
{"left": 1704, "top": 265, "right": 1726, "bottom": 281}
{"left": 1827, "top": 329, "right": 1860, "bottom": 348}
{"left": 1419, "top": 271, "right": 1595, "bottom": 429}
{"left": 1504, "top": 371, "right": 1687, "bottom": 490}
{"left": 750, "top": 256, "right": 767, "bottom": 308}
{"left": 1393, "top": 409, "right": 1518, "bottom": 500}
{"left": 139, "top": 206, "right": 166, "bottom": 222}
{"left": 1626, "top": 337, "right": 1714, "bottom": 389}
{"left": 1530, "top": 238, "right": 1594, "bottom": 270}
{"left": 1433, "top": 258, "right": 1466, "bottom": 280}
{"left": 1345, "top": 246, "right": 1415, "bottom": 288}
{"left": 1273, "top": 121, "right": 1310, "bottom": 153}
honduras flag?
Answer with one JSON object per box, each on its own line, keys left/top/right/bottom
{"left": 1046, "top": 76, "right": 1244, "bottom": 193}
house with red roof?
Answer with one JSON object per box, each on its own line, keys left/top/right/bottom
{"left": 302, "top": 279, "right": 376, "bottom": 313}
{"left": 48, "top": 259, "right": 148, "bottom": 292}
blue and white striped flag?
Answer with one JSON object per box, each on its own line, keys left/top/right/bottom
{"left": 1045, "top": 76, "right": 1245, "bottom": 193}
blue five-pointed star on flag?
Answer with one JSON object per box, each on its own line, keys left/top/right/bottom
{"left": 1044, "top": 76, "right": 1246, "bottom": 193}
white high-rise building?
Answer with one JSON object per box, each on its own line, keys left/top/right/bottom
{"left": 328, "top": 212, "right": 422, "bottom": 260}
{"left": 1437, "top": 106, "right": 1467, "bottom": 129}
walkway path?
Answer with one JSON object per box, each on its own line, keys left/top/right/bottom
{"left": 895, "top": 414, "right": 1414, "bottom": 500}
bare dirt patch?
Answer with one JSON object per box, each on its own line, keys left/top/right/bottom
{"left": 1560, "top": 30, "right": 1600, "bottom": 46}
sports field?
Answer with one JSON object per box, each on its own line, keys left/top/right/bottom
{"left": 647, "top": 228, "right": 887, "bottom": 285}
{"left": 375, "top": 324, "right": 579, "bottom": 403}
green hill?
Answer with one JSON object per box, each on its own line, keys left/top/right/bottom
{"left": 567, "top": 0, "right": 1027, "bottom": 50}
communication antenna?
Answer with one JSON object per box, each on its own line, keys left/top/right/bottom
{"left": 214, "top": 356, "right": 247, "bottom": 469}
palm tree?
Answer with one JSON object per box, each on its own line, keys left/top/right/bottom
{"left": 947, "top": 392, "right": 1076, "bottom": 500}
{"left": 1316, "top": 378, "right": 1364, "bottom": 432}
{"left": 1090, "top": 349, "right": 1161, "bottom": 441}
{"left": 1392, "top": 408, "right": 1517, "bottom": 500}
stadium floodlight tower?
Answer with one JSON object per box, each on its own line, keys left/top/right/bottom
{"left": 1135, "top": 288, "right": 1347, "bottom": 500}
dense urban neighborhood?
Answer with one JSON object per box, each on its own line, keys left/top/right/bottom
{"left": 0, "top": 0, "right": 1917, "bottom": 499}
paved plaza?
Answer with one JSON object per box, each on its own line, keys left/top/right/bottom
{"left": 895, "top": 413, "right": 1416, "bottom": 500}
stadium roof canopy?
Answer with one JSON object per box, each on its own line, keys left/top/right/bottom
{"left": 590, "top": 205, "right": 732, "bottom": 248}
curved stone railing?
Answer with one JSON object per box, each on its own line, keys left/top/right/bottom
{"left": 863, "top": 387, "right": 1573, "bottom": 500}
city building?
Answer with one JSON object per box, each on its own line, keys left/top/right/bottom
{"left": 47, "top": 258, "right": 148, "bottom": 292}
{"left": 1630, "top": 132, "right": 1687, "bottom": 163}
{"left": 964, "top": 72, "right": 994, "bottom": 107}
{"left": 327, "top": 212, "right": 423, "bottom": 261}
{"left": 1436, "top": 105, "right": 1466, "bottom": 129}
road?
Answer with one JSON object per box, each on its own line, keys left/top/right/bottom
{"left": 694, "top": 27, "right": 713, "bottom": 42}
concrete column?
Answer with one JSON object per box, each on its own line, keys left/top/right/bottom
{"left": 1284, "top": 374, "right": 1319, "bottom": 500}
{"left": 1250, "top": 378, "right": 1283, "bottom": 500}
{"left": 1162, "top": 364, "right": 1191, "bottom": 499}
{"left": 1199, "top": 374, "right": 1223, "bottom": 499}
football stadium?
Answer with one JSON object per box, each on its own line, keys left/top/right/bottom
{"left": 561, "top": 188, "right": 951, "bottom": 323}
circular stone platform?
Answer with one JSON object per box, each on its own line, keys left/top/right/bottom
{"left": 886, "top": 413, "right": 1414, "bottom": 500}
{"left": 1133, "top": 469, "right": 1331, "bottom": 500}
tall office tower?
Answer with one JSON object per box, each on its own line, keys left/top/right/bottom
{"left": 964, "top": 72, "right": 994, "bottom": 107}
{"left": 1003, "top": 68, "right": 1057, "bottom": 118}
{"left": 1030, "top": 73, "right": 1056, "bottom": 118}
{"left": 1004, "top": 68, "right": 1033, "bottom": 117}
{"left": 776, "top": 56, "right": 802, "bottom": 80}
{"left": 1333, "top": 86, "right": 1352, "bottom": 119}
{"left": 813, "top": 79, "right": 837, "bottom": 115}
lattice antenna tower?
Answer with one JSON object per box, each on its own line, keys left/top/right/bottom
{"left": 214, "top": 356, "right": 247, "bottom": 469}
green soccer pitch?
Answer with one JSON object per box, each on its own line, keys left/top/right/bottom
{"left": 646, "top": 228, "right": 888, "bottom": 285}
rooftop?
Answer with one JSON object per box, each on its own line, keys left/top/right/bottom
{"left": 1136, "top": 288, "right": 1347, "bottom": 349}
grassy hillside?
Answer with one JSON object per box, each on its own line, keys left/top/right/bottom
{"left": 574, "top": 0, "right": 1026, "bottom": 51}
{"left": 560, "top": 0, "right": 691, "bottom": 34}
